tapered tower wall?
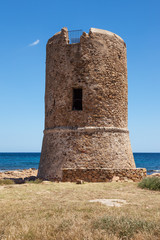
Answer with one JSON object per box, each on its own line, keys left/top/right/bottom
{"left": 38, "top": 27, "right": 136, "bottom": 180}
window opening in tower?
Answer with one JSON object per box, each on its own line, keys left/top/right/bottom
{"left": 72, "top": 88, "right": 82, "bottom": 110}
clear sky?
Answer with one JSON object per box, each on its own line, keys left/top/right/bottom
{"left": 0, "top": 0, "right": 160, "bottom": 152}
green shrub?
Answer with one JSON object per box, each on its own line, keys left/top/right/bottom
{"left": 138, "top": 177, "right": 160, "bottom": 191}
{"left": 0, "top": 179, "right": 15, "bottom": 185}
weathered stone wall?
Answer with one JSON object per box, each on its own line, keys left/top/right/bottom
{"left": 62, "top": 168, "right": 147, "bottom": 182}
{"left": 38, "top": 27, "right": 136, "bottom": 180}
{"left": 39, "top": 128, "right": 135, "bottom": 179}
{"left": 44, "top": 28, "right": 128, "bottom": 129}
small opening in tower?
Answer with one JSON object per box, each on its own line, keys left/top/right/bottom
{"left": 72, "top": 88, "right": 82, "bottom": 111}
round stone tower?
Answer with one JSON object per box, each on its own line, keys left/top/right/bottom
{"left": 38, "top": 27, "right": 136, "bottom": 181}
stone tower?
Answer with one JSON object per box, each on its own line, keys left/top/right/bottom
{"left": 38, "top": 27, "right": 136, "bottom": 181}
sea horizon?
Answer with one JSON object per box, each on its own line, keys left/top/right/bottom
{"left": 1, "top": 152, "right": 160, "bottom": 153}
{"left": 0, "top": 152, "right": 160, "bottom": 174}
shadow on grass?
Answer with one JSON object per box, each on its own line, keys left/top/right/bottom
{"left": 0, "top": 176, "right": 42, "bottom": 185}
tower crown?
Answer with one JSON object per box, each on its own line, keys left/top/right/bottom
{"left": 45, "top": 27, "right": 128, "bottom": 130}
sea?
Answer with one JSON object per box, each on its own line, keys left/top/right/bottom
{"left": 0, "top": 153, "right": 160, "bottom": 175}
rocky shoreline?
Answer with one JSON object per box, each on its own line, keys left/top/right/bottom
{"left": 0, "top": 168, "right": 38, "bottom": 183}
{"left": 0, "top": 168, "right": 160, "bottom": 184}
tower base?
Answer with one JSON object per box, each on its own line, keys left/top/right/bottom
{"left": 38, "top": 127, "right": 136, "bottom": 180}
{"left": 62, "top": 168, "right": 146, "bottom": 182}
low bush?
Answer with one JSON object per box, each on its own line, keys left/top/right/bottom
{"left": 138, "top": 177, "right": 160, "bottom": 191}
{"left": 0, "top": 179, "right": 14, "bottom": 185}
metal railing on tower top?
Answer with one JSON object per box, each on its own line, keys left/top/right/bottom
{"left": 68, "top": 30, "right": 83, "bottom": 44}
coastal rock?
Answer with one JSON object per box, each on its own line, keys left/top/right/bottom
{"left": 150, "top": 173, "right": 160, "bottom": 177}
{"left": 0, "top": 168, "right": 38, "bottom": 182}
{"left": 76, "top": 179, "right": 84, "bottom": 184}
{"left": 111, "top": 176, "right": 119, "bottom": 182}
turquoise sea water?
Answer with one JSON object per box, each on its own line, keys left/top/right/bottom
{"left": 0, "top": 153, "right": 160, "bottom": 174}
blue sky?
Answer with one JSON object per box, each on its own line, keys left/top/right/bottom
{"left": 0, "top": 0, "right": 160, "bottom": 152}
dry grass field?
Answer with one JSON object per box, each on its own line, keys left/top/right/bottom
{"left": 0, "top": 181, "right": 160, "bottom": 240}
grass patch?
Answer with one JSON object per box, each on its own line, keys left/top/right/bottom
{"left": 138, "top": 177, "right": 160, "bottom": 191}
{"left": 0, "top": 182, "right": 160, "bottom": 239}
{"left": 0, "top": 179, "right": 14, "bottom": 185}
{"left": 25, "top": 178, "right": 43, "bottom": 184}
{"left": 92, "top": 215, "right": 160, "bottom": 239}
